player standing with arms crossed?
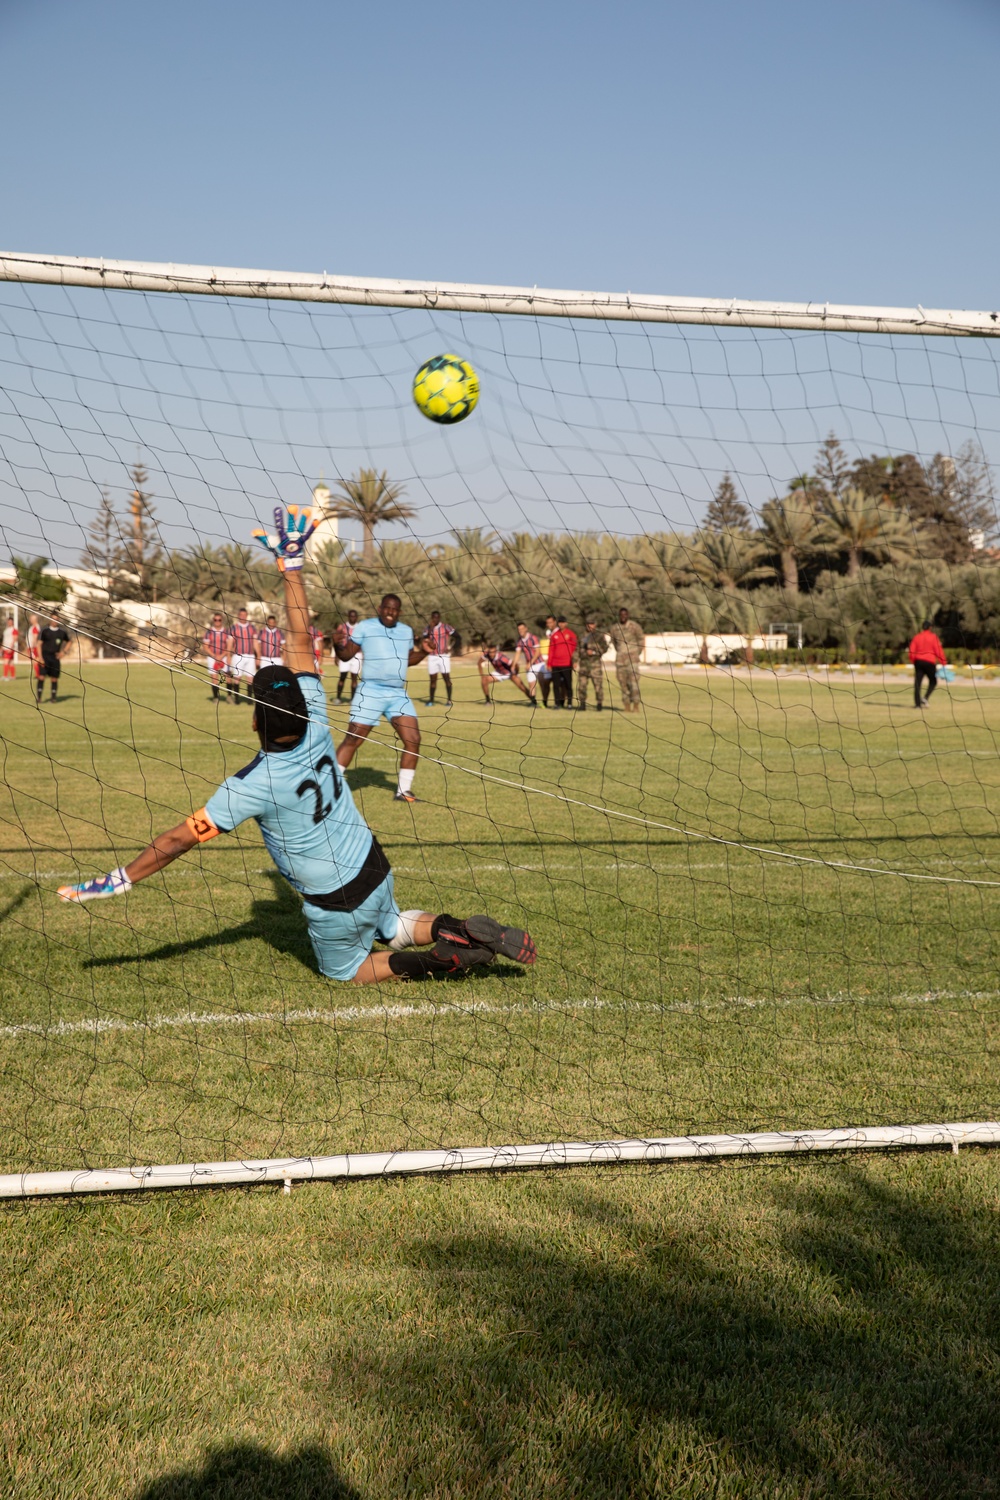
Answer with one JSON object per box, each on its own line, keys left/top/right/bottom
{"left": 258, "top": 614, "right": 284, "bottom": 668}
{"left": 335, "top": 609, "right": 361, "bottom": 703}
{"left": 203, "top": 612, "right": 229, "bottom": 702}
{"left": 227, "top": 608, "right": 258, "bottom": 703}
{"left": 59, "top": 505, "right": 536, "bottom": 982}
{"left": 423, "top": 610, "right": 455, "bottom": 707}
{"left": 333, "top": 593, "right": 431, "bottom": 803}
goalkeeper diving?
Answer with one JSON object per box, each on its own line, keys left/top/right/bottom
{"left": 58, "top": 505, "right": 536, "bottom": 983}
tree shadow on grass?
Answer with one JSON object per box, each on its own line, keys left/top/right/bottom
{"left": 323, "top": 1162, "right": 1000, "bottom": 1498}
{"left": 134, "top": 1441, "right": 360, "bottom": 1499}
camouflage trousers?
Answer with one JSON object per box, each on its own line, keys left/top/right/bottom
{"left": 577, "top": 660, "right": 605, "bottom": 707}
{"left": 616, "top": 662, "right": 642, "bottom": 707}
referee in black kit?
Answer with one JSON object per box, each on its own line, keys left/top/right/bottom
{"left": 37, "top": 609, "right": 70, "bottom": 704}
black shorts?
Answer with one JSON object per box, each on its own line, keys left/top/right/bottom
{"left": 41, "top": 656, "right": 60, "bottom": 679}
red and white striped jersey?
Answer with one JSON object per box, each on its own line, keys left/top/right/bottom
{"left": 229, "top": 621, "right": 257, "bottom": 654}
{"left": 423, "top": 620, "right": 455, "bottom": 654}
{"left": 490, "top": 651, "right": 514, "bottom": 676}
{"left": 310, "top": 625, "right": 324, "bottom": 657}
{"left": 517, "top": 631, "right": 540, "bottom": 663}
{"left": 259, "top": 626, "right": 283, "bottom": 658}
{"left": 203, "top": 627, "right": 228, "bottom": 658}
{"left": 338, "top": 619, "right": 358, "bottom": 641}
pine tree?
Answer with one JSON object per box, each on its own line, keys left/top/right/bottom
{"left": 705, "top": 474, "right": 751, "bottom": 533}
{"left": 120, "top": 463, "right": 164, "bottom": 600}
{"left": 813, "top": 434, "right": 851, "bottom": 505}
{"left": 82, "top": 488, "right": 126, "bottom": 588}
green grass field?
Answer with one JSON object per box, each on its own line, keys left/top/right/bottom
{"left": 2, "top": 660, "right": 1000, "bottom": 1496}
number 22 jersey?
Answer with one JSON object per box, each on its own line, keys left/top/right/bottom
{"left": 199, "top": 674, "right": 374, "bottom": 896}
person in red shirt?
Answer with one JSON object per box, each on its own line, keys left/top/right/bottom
{"left": 909, "top": 620, "right": 948, "bottom": 709}
{"left": 547, "top": 617, "right": 578, "bottom": 709}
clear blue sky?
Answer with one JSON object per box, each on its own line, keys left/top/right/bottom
{"left": 3, "top": 0, "right": 998, "bottom": 306}
{"left": 2, "top": 0, "right": 1000, "bottom": 562}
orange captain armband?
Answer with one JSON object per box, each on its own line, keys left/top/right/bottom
{"left": 186, "top": 807, "right": 221, "bottom": 843}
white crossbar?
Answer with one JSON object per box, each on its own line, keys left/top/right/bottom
{"left": 0, "top": 251, "right": 998, "bottom": 336}
{"left": 2, "top": 1122, "right": 997, "bottom": 1200}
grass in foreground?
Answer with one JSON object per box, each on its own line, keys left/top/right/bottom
{"left": 2, "top": 662, "right": 1000, "bottom": 1496}
{"left": 3, "top": 1152, "right": 1000, "bottom": 1498}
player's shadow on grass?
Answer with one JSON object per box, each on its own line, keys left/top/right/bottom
{"left": 320, "top": 1162, "right": 1000, "bottom": 1496}
{"left": 134, "top": 1442, "right": 360, "bottom": 1499}
{"left": 343, "top": 765, "right": 396, "bottom": 793}
{"left": 83, "top": 872, "right": 317, "bottom": 973}
{"left": 0, "top": 883, "right": 33, "bottom": 924}
{"left": 82, "top": 871, "right": 528, "bottom": 982}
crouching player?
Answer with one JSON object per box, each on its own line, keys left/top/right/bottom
{"left": 479, "top": 644, "right": 536, "bottom": 705}
{"left": 59, "top": 506, "right": 536, "bottom": 983}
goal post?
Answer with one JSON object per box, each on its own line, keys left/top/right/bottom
{"left": 1, "top": 249, "right": 999, "bottom": 1200}
{"left": 2, "top": 250, "right": 1000, "bottom": 335}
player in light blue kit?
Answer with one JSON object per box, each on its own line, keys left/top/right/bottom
{"left": 58, "top": 505, "right": 536, "bottom": 983}
{"left": 333, "top": 594, "right": 431, "bottom": 803}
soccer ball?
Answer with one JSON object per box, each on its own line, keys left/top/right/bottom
{"left": 412, "top": 353, "right": 479, "bottom": 425}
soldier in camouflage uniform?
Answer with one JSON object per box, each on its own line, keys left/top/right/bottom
{"left": 609, "top": 607, "right": 644, "bottom": 711}
{"left": 577, "top": 618, "right": 610, "bottom": 710}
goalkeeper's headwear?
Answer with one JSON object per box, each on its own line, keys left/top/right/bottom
{"left": 253, "top": 664, "right": 308, "bottom": 747}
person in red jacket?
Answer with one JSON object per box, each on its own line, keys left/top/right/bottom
{"left": 909, "top": 620, "right": 947, "bottom": 708}
{"left": 547, "top": 617, "right": 578, "bottom": 709}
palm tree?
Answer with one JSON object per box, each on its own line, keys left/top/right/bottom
{"left": 758, "top": 496, "right": 820, "bottom": 593}
{"left": 816, "top": 487, "right": 925, "bottom": 578}
{"left": 689, "top": 530, "right": 774, "bottom": 591}
{"left": 674, "top": 585, "right": 722, "bottom": 665}
{"left": 722, "top": 589, "right": 763, "bottom": 666}
{"left": 327, "top": 469, "right": 417, "bottom": 566}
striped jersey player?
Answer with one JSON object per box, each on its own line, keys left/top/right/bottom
{"left": 228, "top": 609, "right": 258, "bottom": 703}
{"left": 203, "top": 613, "right": 229, "bottom": 701}
{"left": 259, "top": 616, "right": 284, "bottom": 667}
{"left": 422, "top": 610, "right": 455, "bottom": 707}
{"left": 59, "top": 504, "right": 536, "bottom": 985}
{"left": 478, "top": 644, "right": 535, "bottom": 705}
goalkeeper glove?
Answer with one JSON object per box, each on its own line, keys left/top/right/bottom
{"left": 252, "top": 505, "right": 318, "bottom": 572}
{"left": 58, "top": 867, "right": 132, "bottom": 903}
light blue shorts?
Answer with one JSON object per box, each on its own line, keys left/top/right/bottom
{"left": 302, "top": 873, "right": 401, "bottom": 981}
{"left": 350, "top": 683, "right": 416, "bottom": 726}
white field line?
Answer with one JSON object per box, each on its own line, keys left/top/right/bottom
{"left": 2, "top": 987, "right": 995, "bottom": 1046}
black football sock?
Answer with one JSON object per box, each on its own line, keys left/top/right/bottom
{"left": 443, "top": 675, "right": 453, "bottom": 699}
{"left": 431, "top": 913, "right": 467, "bottom": 942}
{"left": 389, "top": 949, "right": 462, "bottom": 979}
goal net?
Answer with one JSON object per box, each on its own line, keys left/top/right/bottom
{"left": 1, "top": 253, "right": 999, "bottom": 1193}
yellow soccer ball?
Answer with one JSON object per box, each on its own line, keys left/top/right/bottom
{"left": 412, "top": 353, "right": 479, "bottom": 425}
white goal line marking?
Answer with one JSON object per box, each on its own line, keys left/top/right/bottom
{"left": 3, "top": 987, "right": 994, "bottom": 1046}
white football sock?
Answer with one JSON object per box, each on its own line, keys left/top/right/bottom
{"left": 398, "top": 768, "right": 415, "bottom": 795}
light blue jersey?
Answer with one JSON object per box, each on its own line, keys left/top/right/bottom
{"left": 204, "top": 674, "right": 373, "bottom": 896}
{"left": 352, "top": 616, "right": 414, "bottom": 689}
